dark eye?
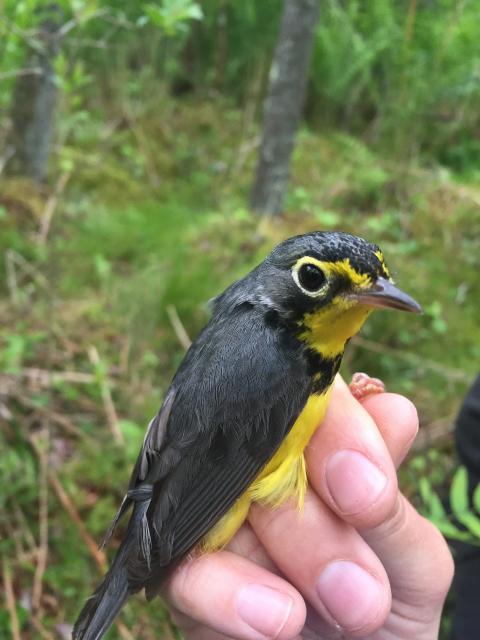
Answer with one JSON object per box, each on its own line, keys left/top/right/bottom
{"left": 298, "top": 263, "right": 326, "bottom": 292}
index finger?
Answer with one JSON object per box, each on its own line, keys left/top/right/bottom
{"left": 165, "top": 549, "right": 306, "bottom": 640}
{"left": 305, "top": 376, "right": 400, "bottom": 529}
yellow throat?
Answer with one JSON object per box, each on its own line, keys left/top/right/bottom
{"left": 201, "top": 298, "right": 372, "bottom": 553}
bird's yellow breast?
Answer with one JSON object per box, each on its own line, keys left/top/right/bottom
{"left": 201, "top": 388, "right": 332, "bottom": 552}
{"left": 250, "top": 389, "right": 332, "bottom": 506}
{"left": 201, "top": 286, "right": 372, "bottom": 553}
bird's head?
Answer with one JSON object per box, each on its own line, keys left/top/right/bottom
{"left": 257, "top": 231, "right": 421, "bottom": 358}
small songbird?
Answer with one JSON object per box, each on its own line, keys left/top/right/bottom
{"left": 73, "top": 231, "right": 421, "bottom": 640}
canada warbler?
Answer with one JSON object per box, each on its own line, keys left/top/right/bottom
{"left": 73, "top": 231, "right": 421, "bottom": 640}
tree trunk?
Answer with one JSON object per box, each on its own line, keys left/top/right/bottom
{"left": 250, "top": 0, "right": 320, "bottom": 216}
{"left": 7, "top": 5, "right": 63, "bottom": 183}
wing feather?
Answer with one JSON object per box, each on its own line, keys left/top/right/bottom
{"left": 117, "top": 304, "right": 311, "bottom": 595}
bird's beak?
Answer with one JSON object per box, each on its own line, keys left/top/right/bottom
{"left": 349, "top": 277, "right": 422, "bottom": 313}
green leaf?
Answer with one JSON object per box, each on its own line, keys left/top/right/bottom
{"left": 473, "top": 484, "right": 480, "bottom": 514}
{"left": 418, "top": 477, "right": 446, "bottom": 520}
{"left": 457, "top": 511, "right": 480, "bottom": 539}
{"left": 142, "top": 0, "right": 203, "bottom": 36}
{"left": 447, "top": 467, "right": 480, "bottom": 541}
{"left": 1, "top": 333, "right": 29, "bottom": 373}
{"left": 432, "top": 518, "right": 473, "bottom": 542}
{"left": 186, "top": 4, "right": 203, "bottom": 20}
{"left": 450, "top": 466, "right": 469, "bottom": 519}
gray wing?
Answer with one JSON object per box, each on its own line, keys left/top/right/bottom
{"left": 108, "top": 304, "right": 311, "bottom": 595}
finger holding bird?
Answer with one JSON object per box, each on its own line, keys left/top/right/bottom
{"left": 163, "top": 378, "right": 421, "bottom": 640}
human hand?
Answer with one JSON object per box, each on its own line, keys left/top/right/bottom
{"left": 163, "top": 376, "right": 453, "bottom": 639}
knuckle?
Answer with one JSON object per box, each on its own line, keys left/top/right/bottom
{"left": 365, "top": 490, "right": 407, "bottom": 537}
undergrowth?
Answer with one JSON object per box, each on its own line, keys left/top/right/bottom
{"left": 1, "top": 98, "right": 479, "bottom": 638}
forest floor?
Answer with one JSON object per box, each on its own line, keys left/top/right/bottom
{"left": 1, "top": 97, "right": 479, "bottom": 638}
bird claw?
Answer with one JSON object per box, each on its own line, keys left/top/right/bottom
{"left": 349, "top": 371, "right": 385, "bottom": 400}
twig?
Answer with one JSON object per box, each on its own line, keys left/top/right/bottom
{"left": 17, "top": 399, "right": 91, "bottom": 441}
{"left": 3, "top": 20, "right": 46, "bottom": 52}
{"left": 37, "top": 171, "right": 72, "bottom": 245}
{"left": 88, "top": 346, "right": 124, "bottom": 445}
{"left": 47, "top": 473, "right": 134, "bottom": 640}
{"left": 119, "top": 337, "right": 131, "bottom": 375}
{"left": 57, "top": 8, "right": 110, "bottom": 39}
{"left": 13, "top": 505, "right": 37, "bottom": 551}
{"left": 57, "top": 18, "right": 78, "bottom": 39}
{"left": 0, "top": 67, "right": 43, "bottom": 81}
{"left": 3, "top": 518, "right": 29, "bottom": 562}
{"left": 17, "top": 367, "right": 98, "bottom": 386}
{"left": 412, "top": 414, "right": 456, "bottom": 452}
{"left": 4, "top": 249, "right": 51, "bottom": 304}
{"left": 5, "top": 249, "right": 19, "bottom": 305}
{"left": 229, "top": 136, "right": 259, "bottom": 179}
{"left": 0, "top": 399, "right": 13, "bottom": 420}
{"left": 166, "top": 305, "right": 192, "bottom": 350}
{"left": 13, "top": 391, "right": 92, "bottom": 443}
{"left": 353, "top": 336, "right": 471, "bottom": 383}
{"left": 2, "top": 559, "right": 21, "bottom": 640}
{"left": 116, "top": 622, "right": 135, "bottom": 640}
{"left": 44, "top": 409, "right": 91, "bottom": 440}
{"left": 48, "top": 470, "right": 107, "bottom": 572}
{"left": 29, "top": 431, "right": 50, "bottom": 612}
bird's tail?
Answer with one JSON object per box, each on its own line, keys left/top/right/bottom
{"left": 73, "top": 500, "right": 150, "bottom": 640}
{"left": 72, "top": 561, "right": 129, "bottom": 640}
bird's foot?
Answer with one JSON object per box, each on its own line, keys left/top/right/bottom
{"left": 349, "top": 372, "right": 385, "bottom": 400}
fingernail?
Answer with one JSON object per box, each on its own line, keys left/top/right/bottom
{"left": 326, "top": 450, "right": 387, "bottom": 514}
{"left": 236, "top": 584, "right": 293, "bottom": 638}
{"left": 316, "top": 561, "right": 384, "bottom": 630}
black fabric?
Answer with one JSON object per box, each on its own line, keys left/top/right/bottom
{"left": 451, "top": 374, "right": 480, "bottom": 640}
{"left": 450, "top": 543, "right": 480, "bottom": 639}
{"left": 454, "top": 375, "right": 480, "bottom": 485}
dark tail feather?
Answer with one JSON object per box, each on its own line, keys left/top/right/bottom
{"left": 72, "top": 564, "right": 129, "bottom": 640}
{"left": 73, "top": 501, "right": 150, "bottom": 640}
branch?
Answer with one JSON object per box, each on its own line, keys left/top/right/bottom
{"left": 47, "top": 472, "right": 134, "bottom": 640}
{"left": 48, "top": 470, "right": 107, "bottom": 572}
{"left": 29, "top": 431, "right": 50, "bottom": 613}
{"left": 166, "top": 305, "right": 192, "bottom": 350}
{"left": 352, "top": 336, "right": 471, "bottom": 383}
{"left": 37, "top": 170, "right": 72, "bottom": 245}
{"left": 16, "top": 367, "right": 98, "bottom": 386}
{"left": 411, "top": 413, "right": 456, "bottom": 452}
{"left": 0, "top": 67, "right": 43, "bottom": 81}
{"left": 2, "top": 560, "right": 21, "bottom": 640}
{"left": 4, "top": 249, "right": 50, "bottom": 301}
{"left": 88, "top": 346, "right": 124, "bottom": 445}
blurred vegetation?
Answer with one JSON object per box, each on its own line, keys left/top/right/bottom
{"left": 1, "top": 0, "right": 480, "bottom": 638}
